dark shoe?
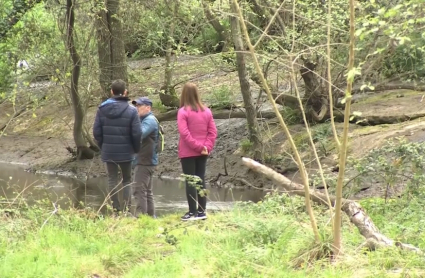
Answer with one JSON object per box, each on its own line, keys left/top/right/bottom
{"left": 181, "top": 212, "right": 196, "bottom": 221}
{"left": 196, "top": 212, "right": 207, "bottom": 220}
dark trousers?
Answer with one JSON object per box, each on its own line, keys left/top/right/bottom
{"left": 105, "top": 161, "right": 132, "bottom": 212}
{"left": 180, "top": 156, "right": 208, "bottom": 214}
{"left": 133, "top": 165, "right": 156, "bottom": 217}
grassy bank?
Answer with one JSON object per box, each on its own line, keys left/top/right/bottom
{"left": 0, "top": 194, "right": 424, "bottom": 277}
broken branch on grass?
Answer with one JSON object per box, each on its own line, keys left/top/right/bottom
{"left": 241, "top": 157, "right": 422, "bottom": 254}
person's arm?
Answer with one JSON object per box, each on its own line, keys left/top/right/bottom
{"left": 203, "top": 110, "right": 217, "bottom": 153}
{"left": 93, "top": 110, "right": 103, "bottom": 149}
{"left": 141, "top": 115, "right": 157, "bottom": 139}
{"left": 131, "top": 110, "right": 142, "bottom": 153}
{"left": 177, "top": 109, "right": 204, "bottom": 152}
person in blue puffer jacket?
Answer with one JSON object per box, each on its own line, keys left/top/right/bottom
{"left": 93, "top": 79, "right": 141, "bottom": 214}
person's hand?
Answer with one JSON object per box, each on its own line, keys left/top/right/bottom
{"left": 201, "top": 146, "right": 208, "bottom": 155}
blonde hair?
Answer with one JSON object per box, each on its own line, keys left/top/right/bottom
{"left": 180, "top": 82, "right": 204, "bottom": 112}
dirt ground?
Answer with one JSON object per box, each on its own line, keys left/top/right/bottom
{"left": 1, "top": 56, "right": 425, "bottom": 197}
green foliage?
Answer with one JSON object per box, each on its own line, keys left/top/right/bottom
{"left": 0, "top": 55, "right": 13, "bottom": 93}
{"left": 180, "top": 174, "right": 208, "bottom": 197}
{"left": 0, "top": 2, "right": 69, "bottom": 90}
{"left": 280, "top": 106, "right": 302, "bottom": 125}
{"left": 382, "top": 44, "right": 425, "bottom": 80}
{"left": 195, "top": 25, "right": 221, "bottom": 54}
{"left": 291, "top": 123, "right": 334, "bottom": 156}
{"left": 1, "top": 192, "right": 425, "bottom": 276}
{"left": 206, "top": 85, "right": 234, "bottom": 108}
{"left": 311, "top": 136, "right": 425, "bottom": 198}
{"left": 356, "top": 0, "right": 425, "bottom": 81}
{"left": 152, "top": 99, "right": 168, "bottom": 113}
{"left": 120, "top": 0, "right": 212, "bottom": 57}
{"left": 0, "top": 194, "right": 425, "bottom": 278}
{"left": 311, "top": 123, "right": 335, "bottom": 156}
{"left": 361, "top": 197, "right": 425, "bottom": 248}
{"left": 239, "top": 138, "right": 253, "bottom": 154}
{"left": 350, "top": 137, "right": 425, "bottom": 199}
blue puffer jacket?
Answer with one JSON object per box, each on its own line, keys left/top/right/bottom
{"left": 93, "top": 97, "right": 141, "bottom": 163}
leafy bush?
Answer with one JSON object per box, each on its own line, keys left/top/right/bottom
{"left": 206, "top": 85, "right": 234, "bottom": 108}
{"left": 239, "top": 138, "right": 253, "bottom": 154}
{"left": 350, "top": 137, "right": 425, "bottom": 199}
{"left": 382, "top": 42, "right": 425, "bottom": 80}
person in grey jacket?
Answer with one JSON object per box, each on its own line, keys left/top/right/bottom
{"left": 93, "top": 79, "right": 141, "bottom": 213}
{"left": 131, "top": 97, "right": 159, "bottom": 217}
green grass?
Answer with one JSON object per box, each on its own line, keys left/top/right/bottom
{"left": 0, "top": 194, "right": 425, "bottom": 277}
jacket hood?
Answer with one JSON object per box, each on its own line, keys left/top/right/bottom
{"left": 99, "top": 97, "right": 131, "bottom": 119}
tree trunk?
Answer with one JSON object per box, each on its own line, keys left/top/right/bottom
{"left": 96, "top": 9, "right": 112, "bottom": 100}
{"left": 263, "top": 0, "right": 287, "bottom": 36}
{"left": 66, "top": 0, "right": 95, "bottom": 160}
{"left": 96, "top": 0, "right": 128, "bottom": 100}
{"left": 159, "top": 0, "right": 180, "bottom": 108}
{"left": 108, "top": 0, "right": 127, "bottom": 83}
{"left": 229, "top": 0, "right": 263, "bottom": 161}
{"left": 202, "top": 0, "right": 229, "bottom": 52}
{"left": 300, "top": 61, "right": 329, "bottom": 122}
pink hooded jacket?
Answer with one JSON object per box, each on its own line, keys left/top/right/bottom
{"left": 177, "top": 106, "right": 217, "bottom": 158}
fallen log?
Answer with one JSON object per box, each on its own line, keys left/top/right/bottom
{"left": 155, "top": 108, "right": 285, "bottom": 122}
{"left": 272, "top": 93, "right": 300, "bottom": 110}
{"left": 157, "top": 107, "right": 425, "bottom": 127}
{"left": 241, "top": 157, "right": 422, "bottom": 253}
{"left": 353, "top": 83, "right": 425, "bottom": 94}
{"left": 333, "top": 111, "right": 425, "bottom": 126}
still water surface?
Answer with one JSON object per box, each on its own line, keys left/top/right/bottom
{"left": 0, "top": 163, "right": 265, "bottom": 216}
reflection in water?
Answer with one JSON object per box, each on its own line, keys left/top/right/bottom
{"left": 0, "top": 163, "right": 266, "bottom": 216}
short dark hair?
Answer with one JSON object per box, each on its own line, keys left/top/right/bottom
{"left": 111, "top": 79, "right": 127, "bottom": 96}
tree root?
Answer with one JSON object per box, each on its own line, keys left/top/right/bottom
{"left": 241, "top": 157, "right": 423, "bottom": 254}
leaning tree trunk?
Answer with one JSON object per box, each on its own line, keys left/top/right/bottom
{"left": 96, "top": 0, "right": 128, "bottom": 100}
{"left": 66, "top": 0, "right": 95, "bottom": 159}
{"left": 300, "top": 60, "right": 329, "bottom": 122}
{"left": 230, "top": 0, "right": 263, "bottom": 162}
{"left": 246, "top": 0, "right": 269, "bottom": 29}
{"left": 159, "top": 0, "right": 180, "bottom": 108}
{"left": 202, "top": 0, "right": 229, "bottom": 52}
{"left": 246, "top": 0, "right": 287, "bottom": 36}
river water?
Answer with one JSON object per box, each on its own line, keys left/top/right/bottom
{"left": 0, "top": 163, "right": 266, "bottom": 216}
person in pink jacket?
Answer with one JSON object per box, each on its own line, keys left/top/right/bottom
{"left": 177, "top": 82, "right": 217, "bottom": 221}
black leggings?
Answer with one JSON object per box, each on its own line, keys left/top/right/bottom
{"left": 180, "top": 156, "right": 208, "bottom": 214}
